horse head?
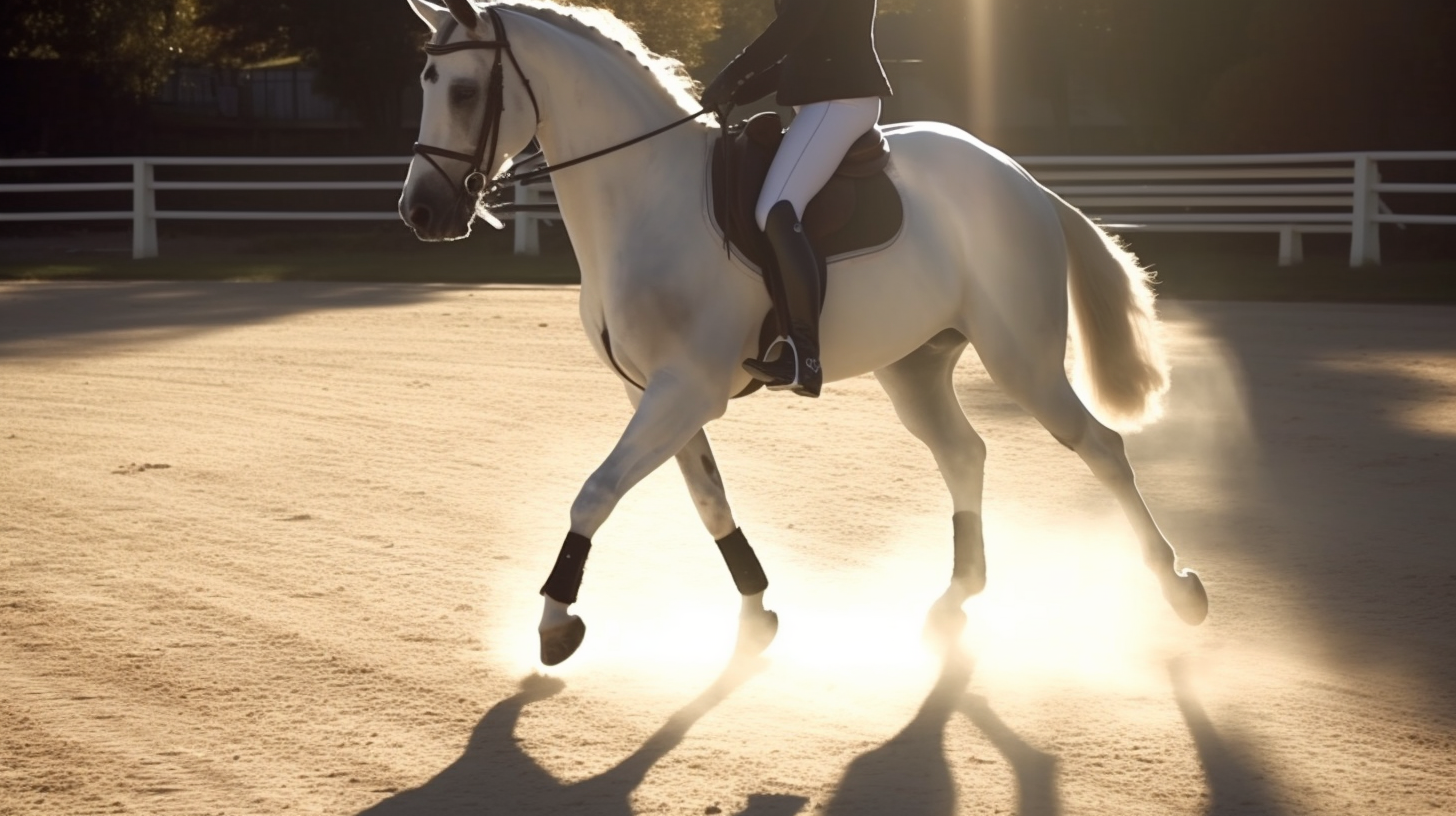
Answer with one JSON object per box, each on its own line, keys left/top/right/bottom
{"left": 399, "top": 0, "right": 539, "bottom": 241}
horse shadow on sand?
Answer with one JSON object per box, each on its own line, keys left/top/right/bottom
{"left": 1168, "top": 657, "right": 1287, "bottom": 816}
{"left": 357, "top": 640, "right": 1279, "bottom": 816}
{"left": 823, "top": 641, "right": 1282, "bottom": 816}
{"left": 823, "top": 639, "right": 1060, "bottom": 816}
{"left": 356, "top": 654, "right": 808, "bottom": 816}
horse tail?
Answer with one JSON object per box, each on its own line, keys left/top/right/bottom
{"left": 1047, "top": 189, "right": 1169, "bottom": 429}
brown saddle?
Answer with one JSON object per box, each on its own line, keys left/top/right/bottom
{"left": 711, "top": 111, "right": 903, "bottom": 272}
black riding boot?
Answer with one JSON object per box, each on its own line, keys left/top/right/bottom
{"left": 743, "top": 200, "right": 824, "bottom": 398}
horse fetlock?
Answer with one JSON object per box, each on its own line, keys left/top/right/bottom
{"left": 740, "top": 590, "right": 766, "bottom": 615}
{"left": 540, "top": 597, "right": 572, "bottom": 629}
{"left": 937, "top": 584, "right": 974, "bottom": 611}
{"left": 735, "top": 608, "right": 778, "bottom": 657}
{"left": 951, "top": 569, "right": 986, "bottom": 599}
{"left": 1160, "top": 569, "right": 1209, "bottom": 626}
{"left": 1141, "top": 542, "right": 1177, "bottom": 574}
{"left": 924, "top": 592, "right": 968, "bottom": 647}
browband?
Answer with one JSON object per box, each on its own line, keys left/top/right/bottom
{"left": 423, "top": 39, "right": 509, "bottom": 55}
{"left": 412, "top": 6, "right": 703, "bottom": 217}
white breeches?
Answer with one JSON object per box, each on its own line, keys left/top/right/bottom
{"left": 755, "top": 97, "right": 882, "bottom": 230}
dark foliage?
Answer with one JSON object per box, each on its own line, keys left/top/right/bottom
{"left": 3, "top": 0, "right": 1454, "bottom": 156}
{"left": 202, "top": 0, "right": 425, "bottom": 133}
{"left": 0, "top": 0, "right": 213, "bottom": 98}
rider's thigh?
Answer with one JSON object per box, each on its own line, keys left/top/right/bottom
{"left": 756, "top": 97, "right": 881, "bottom": 230}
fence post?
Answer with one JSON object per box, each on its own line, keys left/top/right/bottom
{"left": 1278, "top": 227, "right": 1304, "bottom": 266}
{"left": 132, "top": 160, "right": 158, "bottom": 259}
{"left": 1349, "top": 155, "right": 1381, "bottom": 267}
{"left": 513, "top": 181, "right": 540, "bottom": 256}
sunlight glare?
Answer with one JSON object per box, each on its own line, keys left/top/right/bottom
{"left": 963, "top": 512, "right": 1187, "bottom": 694}
{"left": 967, "top": 0, "right": 998, "bottom": 138}
{"left": 1317, "top": 353, "right": 1456, "bottom": 439}
{"left": 481, "top": 429, "right": 1200, "bottom": 708}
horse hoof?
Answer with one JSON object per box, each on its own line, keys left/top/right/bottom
{"left": 735, "top": 609, "right": 779, "bottom": 657}
{"left": 1162, "top": 570, "right": 1208, "bottom": 626}
{"left": 539, "top": 616, "right": 586, "bottom": 666}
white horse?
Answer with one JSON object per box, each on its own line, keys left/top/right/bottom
{"left": 398, "top": 0, "right": 1207, "bottom": 665}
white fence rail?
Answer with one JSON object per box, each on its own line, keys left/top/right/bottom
{"left": 1020, "top": 151, "right": 1456, "bottom": 266}
{"left": 0, "top": 156, "right": 556, "bottom": 259}
{"left": 3, "top": 152, "right": 1454, "bottom": 265}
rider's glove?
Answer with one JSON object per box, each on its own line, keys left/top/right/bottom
{"left": 700, "top": 70, "right": 737, "bottom": 119}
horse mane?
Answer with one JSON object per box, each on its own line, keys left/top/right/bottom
{"left": 493, "top": 1, "right": 703, "bottom": 115}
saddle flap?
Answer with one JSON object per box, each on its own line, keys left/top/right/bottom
{"left": 803, "top": 177, "right": 856, "bottom": 240}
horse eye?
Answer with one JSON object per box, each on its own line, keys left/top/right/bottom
{"left": 450, "top": 84, "right": 479, "bottom": 106}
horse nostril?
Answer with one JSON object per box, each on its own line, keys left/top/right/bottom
{"left": 408, "top": 204, "right": 433, "bottom": 229}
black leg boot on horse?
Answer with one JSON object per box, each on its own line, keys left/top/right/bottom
{"left": 538, "top": 532, "right": 590, "bottom": 666}
{"left": 743, "top": 200, "right": 825, "bottom": 398}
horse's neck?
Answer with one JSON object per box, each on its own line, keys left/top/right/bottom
{"left": 512, "top": 16, "right": 710, "bottom": 277}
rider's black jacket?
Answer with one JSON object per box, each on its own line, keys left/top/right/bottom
{"left": 707, "top": 0, "right": 892, "bottom": 108}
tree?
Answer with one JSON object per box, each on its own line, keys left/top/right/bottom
{"left": 201, "top": 0, "right": 424, "bottom": 136}
{"left": 588, "top": 0, "right": 720, "bottom": 68}
{"left": 1, "top": 0, "right": 215, "bottom": 97}
{"left": 1201, "top": 0, "right": 1456, "bottom": 152}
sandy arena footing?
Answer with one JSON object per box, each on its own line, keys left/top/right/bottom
{"left": 1, "top": 282, "right": 1453, "bottom": 815}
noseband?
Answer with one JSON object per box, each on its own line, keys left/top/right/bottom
{"left": 411, "top": 7, "right": 708, "bottom": 220}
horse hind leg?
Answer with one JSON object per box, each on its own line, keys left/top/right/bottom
{"left": 673, "top": 429, "right": 778, "bottom": 656}
{"left": 1061, "top": 413, "right": 1206, "bottom": 624}
{"left": 972, "top": 329, "right": 1208, "bottom": 625}
{"left": 875, "top": 329, "right": 989, "bottom": 632}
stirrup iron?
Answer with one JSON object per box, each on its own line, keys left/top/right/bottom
{"left": 743, "top": 335, "right": 820, "bottom": 397}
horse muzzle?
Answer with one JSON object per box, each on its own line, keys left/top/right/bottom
{"left": 398, "top": 191, "right": 473, "bottom": 242}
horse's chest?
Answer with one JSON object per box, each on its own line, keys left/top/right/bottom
{"left": 579, "top": 281, "right": 686, "bottom": 389}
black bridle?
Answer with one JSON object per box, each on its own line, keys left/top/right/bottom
{"left": 411, "top": 6, "right": 708, "bottom": 219}
{"left": 412, "top": 6, "right": 539, "bottom": 215}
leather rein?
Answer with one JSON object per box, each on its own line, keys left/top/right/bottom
{"left": 412, "top": 6, "right": 708, "bottom": 217}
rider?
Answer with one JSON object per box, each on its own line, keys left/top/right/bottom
{"left": 700, "top": 0, "right": 892, "bottom": 398}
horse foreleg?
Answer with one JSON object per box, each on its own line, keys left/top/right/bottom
{"left": 875, "top": 329, "right": 988, "bottom": 635}
{"left": 537, "top": 374, "right": 727, "bottom": 665}
{"left": 673, "top": 429, "right": 778, "bottom": 656}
